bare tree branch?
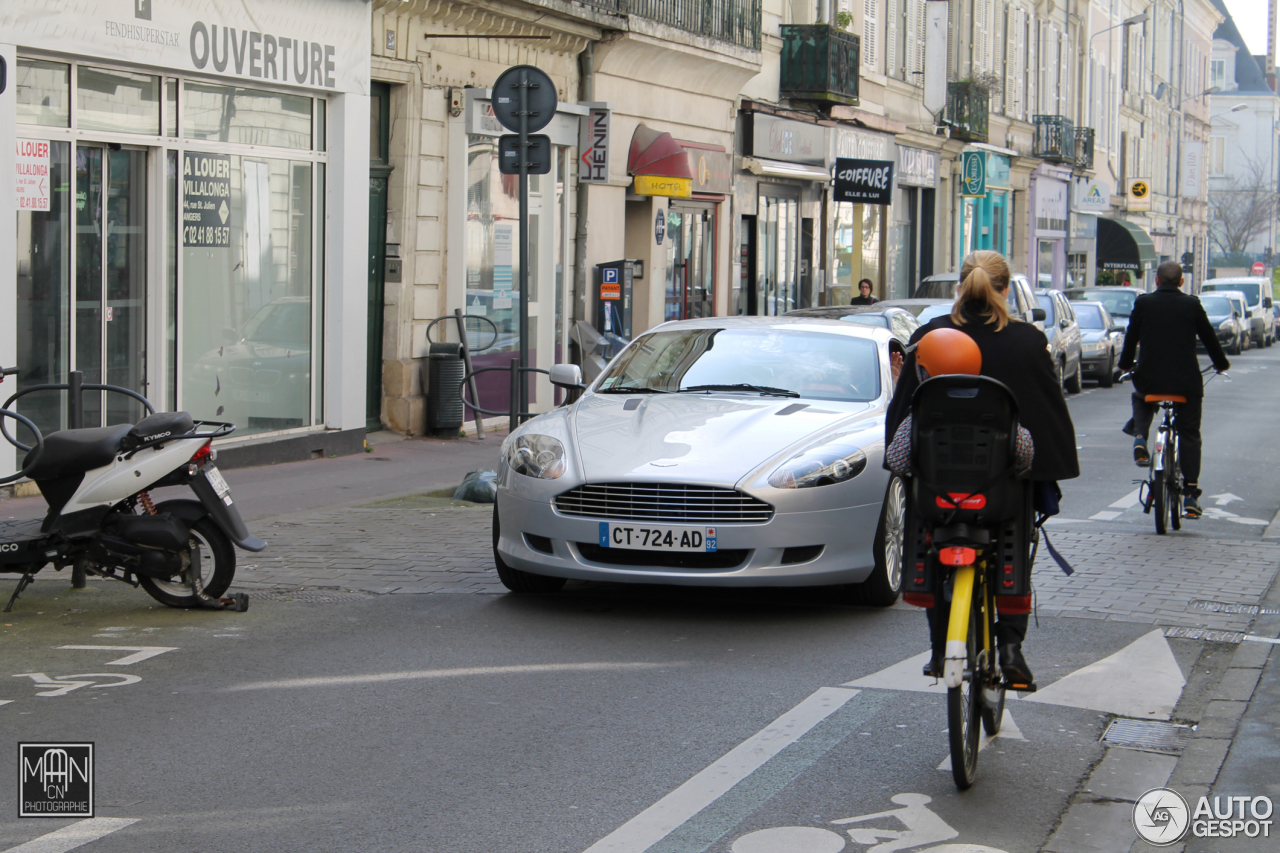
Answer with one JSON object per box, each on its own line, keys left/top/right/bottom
{"left": 1209, "top": 155, "right": 1279, "bottom": 256}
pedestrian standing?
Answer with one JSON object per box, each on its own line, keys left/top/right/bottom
{"left": 850, "top": 279, "right": 877, "bottom": 306}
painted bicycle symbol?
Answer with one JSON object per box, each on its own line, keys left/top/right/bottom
{"left": 14, "top": 672, "right": 142, "bottom": 697}
{"left": 731, "top": 793, "right": 1010, "bottom": 853}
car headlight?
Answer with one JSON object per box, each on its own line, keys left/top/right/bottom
{"left": 503, "top": 434, "right": 566, "bottom": 479}
{"left": 769, "top": 444, "right": 868, "bottom": 489}
{"left": 1081, "top": 341, "right": 1106, "bottom": 354}
{"left": 1219, "top": 320, "right": 1235, "bottom": 331}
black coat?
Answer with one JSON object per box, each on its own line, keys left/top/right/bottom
{"left": 850, "top": 295, "right": 877, "bottom": 305}
{"left": 886, "top": 311, "right": 1081, "bottom": 482}
{"left": 1118, "top": 285, "right": 1230, "bottom": 399}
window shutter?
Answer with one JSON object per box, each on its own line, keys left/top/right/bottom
{"left": 974, "top": 0, "right": 989, "bottom": 73}
{"left": 905, "top": 0, "right": 922, "bottom": 81}
{"left": 863, "top": 0, "right": 878, "bottom": 69}
{"left": 886, "top": 0, "right": 899, "bottom": 78}
{"left": 992, "top": 1, "right": 1006, "bottom": 114}
{"left": 1059, "top": 30, "right": 1069, "bottom": 115}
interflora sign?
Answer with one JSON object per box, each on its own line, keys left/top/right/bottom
{"left": 2, "top": 0, "right": 368, "bottom": 93}
{"left": 833, "top": 158, "right": 894, "bottom": 205}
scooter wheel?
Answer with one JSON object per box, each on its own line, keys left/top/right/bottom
{"left": 139, "top": 518, "right": 236, "bottom": 608}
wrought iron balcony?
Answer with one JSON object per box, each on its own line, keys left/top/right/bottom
{"left": 1073, "top": 127, "right": 1095, "bottom": 171}
{"left": 946, "top": 82, "right": 989, "bottom": 142}
{"left": 1034, "top": 115, "right": 1076, "bottom": 163}
{"left": 582, "top": 0, "right": 763, "bottom": 50}
{"left": 778, "top": 25, "right": 860, "bottom": 105}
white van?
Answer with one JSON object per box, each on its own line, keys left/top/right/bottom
{"left": 1201, "top": 277, "right": 1275, "bottom": 348}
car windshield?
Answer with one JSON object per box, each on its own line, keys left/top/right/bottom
{"left": 1037, "top": 295, "right": 1056, "bottom": 326}
{"left": 1081, "top": 290, "right": 1138, "bottom": 317}
{"left": 912, "top": 279, "right": 958, "bottom": 299}
{"left": 840, "top": 314, "right": 889, "bottom": 328}
{"left": 1074, "top": 304, "right": 1105, "bottom": 329}
{"left": 598, "top": 328, "right": 881, "bottom": 402}
{"left": 916, "top": 304, "right": 953, "bottom": 323}
{"left": 1199, "top": 296, "right": 1232, "bottom": 316}
{"left": 240, "top": 302, "right": 311, "bottom": 349}
{"left": 1204, "top": 282, "right": 1261, "bottom": 306}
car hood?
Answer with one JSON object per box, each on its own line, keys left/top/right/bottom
{"left": 1205, "top": 313, "right": 1231, "bottom": 325}
{"left": 569, "top": 392, "right": 879, "bottom": 485}
{"left": 1080, "top": 329, "right": 1109, "bottom": 343}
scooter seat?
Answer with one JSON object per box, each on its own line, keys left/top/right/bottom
{"left": 23, "top": 424, "right": 133, "bottom": 481}
{"left": 122, "top": 411, "right": 195, "bottom": 451}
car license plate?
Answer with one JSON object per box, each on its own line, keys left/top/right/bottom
{"left": 206, "top": 467, "right": 233, "bottom": 505}
{"left": 599, "top": 522, "right": 717, "bottom": 552}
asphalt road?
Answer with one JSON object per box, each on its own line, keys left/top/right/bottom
{"left": 2, "top": 342, "right": 1279, "bottom": 853}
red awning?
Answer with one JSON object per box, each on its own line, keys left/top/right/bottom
{"left": 628, "top": 125, "right": 694, "bottom": 179}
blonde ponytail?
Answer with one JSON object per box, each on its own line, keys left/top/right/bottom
{"left": 952, "top": 250, "right": 1013, "bottom": 331}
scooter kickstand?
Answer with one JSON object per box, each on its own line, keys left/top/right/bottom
{"left": 4, "top": 573, "right": 36, "bottom": 613}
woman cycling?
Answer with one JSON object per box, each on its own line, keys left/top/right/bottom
{"left": 886, "top": 250, "right": 1080, "bottom": 685}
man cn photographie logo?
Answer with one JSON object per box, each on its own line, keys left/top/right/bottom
{"left": 1133, "top": 787, "right": 1191, "bottom": 845}
{"left": 19, "top": 743, "right": 94, "bottom": 817}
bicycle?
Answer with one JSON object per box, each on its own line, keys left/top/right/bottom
{"left": 903, "top": 374, "right": 1036, "bottom": 789}
{"left": 1125, "top": 366, "right": 1227, "bottom": 535}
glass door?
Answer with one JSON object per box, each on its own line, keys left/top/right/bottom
{"left": 665, "top": 204, "right": 716, "bottom": 321}
{"left": 76, "top": 144, "right": 148, "bottom": 426}
{"left": 756, "top": 193, "right": 798, "bottom": 315}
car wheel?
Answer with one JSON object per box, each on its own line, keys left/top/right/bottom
{"left": 492, "top": 504, "right": 566, "bottom": 593}
{"left": 1267, "top": 331, "right": 1274, "bottom": 348}
{"left": 1099, "top": 355, "right": 1114, "bottom": 388}
{"left": 849, "top": 476, "right": 906, "bottom": 607}
{"left": 1065, "top": 358, "right": 1083, "bottom": 394}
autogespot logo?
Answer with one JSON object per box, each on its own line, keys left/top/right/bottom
{"left": 1134, "top": 788, "right": 1190, "bottom": 845}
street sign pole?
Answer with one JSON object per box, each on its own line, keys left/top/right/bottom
{"left": 518, "top": 67, "right": 529, "bottom": 422}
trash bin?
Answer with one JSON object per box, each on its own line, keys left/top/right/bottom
{"left": 426, "top": 343, "right": 466, "bottom": 435}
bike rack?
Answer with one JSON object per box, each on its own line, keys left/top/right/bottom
{"left": 0, "top": 408, "right": 44, "bottom": 485}
{"left": 426, "top": 310, "right": 499, "bottom": 438}
{"left": 1, "top": 371, "right": 155, "bottom": 453}
{"left": 459, "top": 362, "right": 554, "bottom": 434}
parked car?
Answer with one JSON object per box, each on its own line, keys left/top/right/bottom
{"left": 492, "top": 317, "right": 906, "bottom": 605}
{"left": 1037, "top": 289, "right": 1084, "bottom": 393}
{"left": 876, "top": 298, "right": 955, "bottom": 325}
{"left": 1198, "top": 292, "right": 1249, "bottom": 355}
{"left": 1071, "top": 301, "right": 1124, "bottom": 387}
{"left": 911, "top": 273, "right": 1045, "bottom": 328}
{"left": 785, "top": 305, "right": 921, "bottom": 346}
{"left": 1065, "top": 286, "right": 1142, "bottom": 331}
{"left": 1201, "top": 277, "right": 1275, "bottom": 348}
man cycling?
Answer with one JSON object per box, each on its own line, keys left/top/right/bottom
{"left": 1118, "top": 261, "right": 1230, "bottom": 518}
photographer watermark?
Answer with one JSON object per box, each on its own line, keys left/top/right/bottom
{"left": 1134, "top": 787, "right": 1273, "bottom": 845}
{"left": 18, "top": 743, "right": 94, "bottom": 818}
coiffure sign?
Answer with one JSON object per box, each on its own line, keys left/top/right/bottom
{"left": 3, "top": 0, "right": 369, "bottom": 94}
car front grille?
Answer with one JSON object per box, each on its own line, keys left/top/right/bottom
{"left": 554, "top": 483, "right": 774, "bottom": 524}
{"left": 575, "top": 543, "right": 750, "bottom": 570}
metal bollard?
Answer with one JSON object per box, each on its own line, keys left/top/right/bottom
{"left": 508, "top": 359, "right": 520, "bottom": 435}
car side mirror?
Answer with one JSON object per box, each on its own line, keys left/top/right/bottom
{"left": 1232, "top": 311, "right": 1239, "bottom": 319}
{"left": 1031, "top": 308, "right": 1047, "bottom": 323}
{"left": 549, "top": 363, "right": 584, "bottom": 389}
{"left": 1059, "top": 318, "right": 1069, "bottom": 329}
{"left": 1265, "top": 297, "right": 1273, "bottom": 309}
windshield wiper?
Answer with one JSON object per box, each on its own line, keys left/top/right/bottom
{"left": 679, "top": 383, "right": 801, "bottom": 398}
{"left": 597, "top": 386, "right": 673, "bottom": 394}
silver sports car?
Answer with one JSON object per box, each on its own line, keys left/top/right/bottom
{"left": 492, "top": 317, "right": 907, "bottom": 605}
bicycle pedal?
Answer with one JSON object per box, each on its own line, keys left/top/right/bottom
{"left": 1001, "top": 680, "right": 1037, "bottom": 693}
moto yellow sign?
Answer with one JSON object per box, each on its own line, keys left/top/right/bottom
{"left": 1126, "top": 178, "right": 1152, "bottom": 211}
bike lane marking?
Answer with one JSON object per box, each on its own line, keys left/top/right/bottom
{"left": 56, "top": 646, "right": 177, "bottom": 665}
{"left": 581, "top": 686, "right": 869, "bottom": 853}
{"left": 1, "top": 818, "right": 138, "bottom": 853}
{"left": 936, "top": 710, "right": 1025, "bottom": 771}
{"left": 1090, "top": 487, "right": 1142, "bottom": 521}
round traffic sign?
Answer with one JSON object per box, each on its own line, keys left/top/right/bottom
{"left": 1253, "top": 262, "right": 1266, "bottom": 275}
{"left": 1130, "top": 180, "right": 1149, "bottom": 199}
{"left": 490, "top": 65, "right": 557, "bottom": 134}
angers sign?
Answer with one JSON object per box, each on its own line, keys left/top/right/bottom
{"left": 182, "top": 152, "right": 231, "bottom": 247}
{"left": 833, "top": 158, "right": 894, "bottom": 205}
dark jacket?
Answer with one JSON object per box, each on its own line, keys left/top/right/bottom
{"left": 1117, "top": 285, "right": 1230, "bottom": 399}
{"left": 850, "top": 295, "right": 878, "bottom": 305}
{"left": 886, "top": 309, "right": 1081, "bottom": 482}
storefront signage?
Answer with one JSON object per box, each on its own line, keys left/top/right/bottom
{"left": 688, "top": 149, "right": 732, "bottom": 195}
{"left": 15, "top": 140, "right": 50, "bottom": 212}
{"left": 1070, "top": 213, "right": 1098, "bottom": 240}
{"left": 748, "top": 114, "right": 826, "bottom": 166}
{"left": 579, "top": 107, "right": 610, "bottom": 183}
{"left": 833, "top": 127, "right": 889, "bottom": 162}
{"left": 896, "top": 147, "right": 937, "bottom": 187}
{"left": 1181, "top": 142, "right": 1203, "bottom": 198}
{"left": 1127, "top": 178, "right": 1152, "bottom": 211}
{"left": 635, "top": 175, "right": 692, "bottom": 199}
{"left": 1073, "top": 178, "right": 1112, "bottom": 214}
{"left": 1036, "top": 179, "right": 1068, "bottom": 237}
{"left": 5, "top": 0, "right": 368, "bottom": 94}
{"left": 833, "top": 158, "right": 894, "bottom": 205}
{"left": 655, "top": 210, "right": 666, "bottom": 244}
{"left": 961, "top": 151, "right": 986, "bottom": 197}
{"left": 182, "top": 152, "right": 230, "bottom": 247}
{"left": 985, "top": 153, "right": 1011, "bottom": 189}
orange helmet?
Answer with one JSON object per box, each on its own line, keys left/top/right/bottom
{"left": 916, "top": 328, "right": 982, "bottom": 377}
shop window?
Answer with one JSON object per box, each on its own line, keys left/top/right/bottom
{"left": 183, "top": 81, "right": 314, "bottom": 150}
{"left": 16, "top": 58, "right": 70, "bottom": 128}
{"left": 77, "top": 66, "right": 161, "bottom": 135}
{"left": 180, "top": 155, "right": 315, "bottom": 435}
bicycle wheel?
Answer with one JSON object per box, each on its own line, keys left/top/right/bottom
{"left": 1169, "top": 437, "right": 1182, "bottom": 530}
{"left": 1153, "top": 430, "right": 1170, "bottom": 535}
{"left": 948, "top": 591, "right": 982, "bottom": 789}
{"left": 980, "top": 586, "right": 1006, "bottom": 736}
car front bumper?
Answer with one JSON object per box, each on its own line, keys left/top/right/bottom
{"left": 495, "top": 491, "right": 881, "bottom": 587}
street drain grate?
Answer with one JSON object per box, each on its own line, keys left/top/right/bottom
{"left": 1163, "top": 626, "right": 1246, "bottom": 644}
{"left": 1102, "top": 719, "right": 1194, "bottom": 753}
{"left": 242, "top": 588, "right": 377, "bottom": 604}
{"left": 1189, "top": 600, "right": 1280, "bottom": 616}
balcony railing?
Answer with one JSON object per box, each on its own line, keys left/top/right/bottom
{"left": 1033, "top": 115, "right": 1076, "bottom": 163}
{"left": 946, "top": 82, "right": 989, "bottom": 142}
{"left": 1073, "top": 127, "right": 1095, "bottom": 171}
{"left": 581, "top": 0, "right": 763, "bottom": 50}
{"left": 778, "top": 25, "right": 860, "bottom": 105}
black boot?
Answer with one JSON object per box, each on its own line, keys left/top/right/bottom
{"left": 998, "top": 644, "right": 1034, "bottom": 685}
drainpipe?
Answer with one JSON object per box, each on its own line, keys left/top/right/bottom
{"left": 573, "top": 42, "right": 595, "bottom": 350}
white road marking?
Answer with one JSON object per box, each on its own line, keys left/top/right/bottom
{"left": 0, "top": 700, "right": 12, "bottom": 707}
{"left": 937, "top": 710, "right": 1025, "bottom": 771}
{"left": 581, "top": 687, "right": 859, "bottom": 853}
{"left": 1023, "top": 630, "right": 1184, "bottom": 720}
{"left": 1109, "top": 488, "right": 1143, "bottom": 509}
{"left": 226, "top": 661, "right": 688, "bottom": 692}
{"left": 843, "top": 652, "right": 947, "bottom": 694}
{"left": 14, "top": 673, "right": 142, "bottom": 697}
{"left": 57, "top": 646, "right": 177, "bottom": 665}
{"left": 1243, "top": 635, "right": 1280, "bottom": 645}
{"left": 2, "top": 818, "right": 138, "bottom": 853}
{"left": 1089, "top": 511, "right": 1123, "bottom": 521}
{"left": 1210, "top": 493, "right": 1243, "bottom": 506}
